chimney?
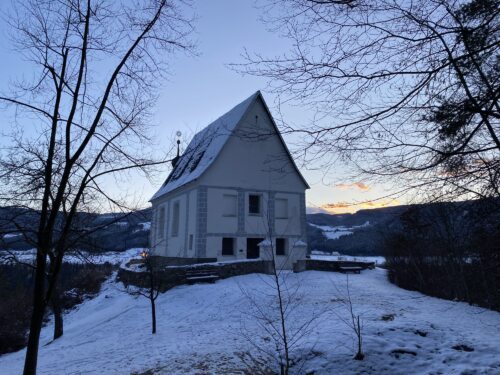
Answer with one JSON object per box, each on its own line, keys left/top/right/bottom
{"left": 171, "top": 139, "right": 181, "bottom": 168}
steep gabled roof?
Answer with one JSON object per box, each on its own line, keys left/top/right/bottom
{"left": 151, "top": 91, "right": 308, "bottom": 201}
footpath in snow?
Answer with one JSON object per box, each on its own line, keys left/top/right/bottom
{"left": 1, "top": 268, "right": 499, "bottom": 374}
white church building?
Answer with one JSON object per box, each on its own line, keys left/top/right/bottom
{"left": 149, "top": 91, "right": 309, "bottom": 269}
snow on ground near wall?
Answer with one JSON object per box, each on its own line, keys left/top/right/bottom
{"left": 0, "top": 248, "right": 144, "bottom": 265}
{"left": 1, "top": 269, "right": 499, "bottom": 374}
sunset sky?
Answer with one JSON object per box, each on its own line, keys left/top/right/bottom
{"left": 0, "top": 0, "right": 404, "bottom": 214}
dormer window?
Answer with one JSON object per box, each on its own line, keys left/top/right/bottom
{"left": 249, "top": 194, "right": 261, "bottom": 215}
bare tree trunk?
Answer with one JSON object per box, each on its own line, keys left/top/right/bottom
{"left": 51, "top": 288, "right": 63, "bottom": 341}
{"left": 150, "top": 296, "right": 157, "bottom": 335}
{"left": 23, "top": 250, "right": 47, "bottom": 375}
{"left": 0, "top": 2, "right": 194, "bottom": 372}
{"left": 354, "top": 315, "right": 364, "bottom": 361}
{"left": 149, "top": 266, "right": 157, "bottom": 335}
{"left": 273, "top": 260, "right": 290, "bottom": 374}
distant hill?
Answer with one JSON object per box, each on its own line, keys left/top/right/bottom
{"left": 2, "top": 198, "right": 497, "bottom": 255}
{"left": 307, "top": 199, "right": 499, "bottom": 255}
{"left": 0, "top": 207, "right": 151, "bottom": 252}
{"left": 306, "top": 206, "right": 407, "bottom": 256}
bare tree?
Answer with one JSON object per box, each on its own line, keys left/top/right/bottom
{"left": 237, "top": 0, "right": 499, "bottom": 202}
{"left": 126, "top": 248, "right": 160, "bottom": 334}
{"left": 238, "top": 214, "right": 320, "bottom": 375}
{"left": 0, "top": 208, "right": 150, "bottom": 342}
{"left": 0, "top": 1, "right": 194, "bottom": 373}
{"left": 332, "top": 274, "right": 364, "bottom": 360}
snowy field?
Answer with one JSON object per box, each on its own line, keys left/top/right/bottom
{"left": 309, "top": 222, "right": 370, "bottom": 240}
{"left": 0, "top": 248, "right": 144, "bottom": 265}
{"left": 310, "top": 253, "right": 386, "bottom": 265}
{"left": 1, "top": 269, "right": 499, "bottom": 374}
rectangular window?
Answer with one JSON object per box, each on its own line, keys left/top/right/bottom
{"left": 222, "top": 237, "right": 235, "bottom": 256}
{"left": 189, "top": 234, "right": 193, "bottom": 250}
{"left": 222, "top": 194, "right": 237, "bottom": 217}
{"left": 276, "top": 238, "right": 286, "bottom": 256}
{"left": 157, "top": 207, "right": 165, "bottom": 239}
{"left": 275, "top": 199, "right": 288, "bottom": 219}
{"left": 171, "top": 201, "right": 180, "bottom": 237}
{"left": 249, "top": 194, "right": 261, "bottom": 215}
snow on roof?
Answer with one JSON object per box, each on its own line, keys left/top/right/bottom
{"left": 293, "top": 240, "right": 307, "bottom": 247}
{"left": 151, "top": 92, "right": 260, "bottom": 200}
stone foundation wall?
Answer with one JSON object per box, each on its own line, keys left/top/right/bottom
{"left": 293, "top": 259, "right": 375, "bottom": 273}
{"left": 118, "top": 259, "right": 375, "bottom": 293}
{"left": 118, "top": 260, "right": 274, "bottom": 292}
{"left": 149, "top": 256, "right": 217, "bottom": 267}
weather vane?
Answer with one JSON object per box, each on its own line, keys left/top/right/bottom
{"left": 172, "top": 131, "right": 182, "bottom": 167}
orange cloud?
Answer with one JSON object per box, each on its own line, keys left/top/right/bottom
{"left": 323, "top": 202, "right": 351, "bottom": 209}
{"left": 335, "top": 182, "right": 370, "bottom": 191}
{"left": 321, "top": 199, "right": 400, "bottom": 214}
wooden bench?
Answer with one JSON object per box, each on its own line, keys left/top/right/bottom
{"left": 185, "top": 269, "right": 220, "bottom": 284}
{"left": 339, "top": 266, "right": 363, "bottom": 274}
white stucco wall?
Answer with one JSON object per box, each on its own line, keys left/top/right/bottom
{"left": 206, "top": 188, "right": 238, "bottom": 234}
{"left": 186, "top": 189, "right": 197, "bottom": 257}
{"left": 150, "top": 187, "right": 197, "bottom": 257}
{"left": 259, "top": 239, "right": 307, "bottom": 270}
{"left": 274, "top": 192, "right": 302, "bottom": 235}
{"left": 150, "top": 203, "right": 167, "bottom": 256}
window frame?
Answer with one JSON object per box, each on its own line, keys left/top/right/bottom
{"left": 276, "top": 238, "right": 286, "bottom": 256}
{"left": 248, "top": 194, "right": 262, "bottom": 215}
{"left": 222, "top": 237, "right": 235, "bottom": 256}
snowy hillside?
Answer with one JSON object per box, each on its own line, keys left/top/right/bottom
{"left": 309, "top": 222, "right": 370, "bottom": 240}
{"left": 0, "top": 248, "right": 143, "bottom": 265}
{"left": 1, "top": 269, "right": 499, "bottom": 374}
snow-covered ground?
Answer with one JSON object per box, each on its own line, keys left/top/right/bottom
{"left": 311, "top": 253, "right": 386, "bottom": 265}
{"left": 0, "top": 248, "right": 144, "bottom": 265}
{"left": 309, "top": 221, "right": 370, "bottom": 240}
{"left": 1, "top": 269, "right": 499, "bottom": 374}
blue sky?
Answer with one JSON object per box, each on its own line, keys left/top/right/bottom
{"left": 0, "top": 0, "right": 401, "bottom": 213}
